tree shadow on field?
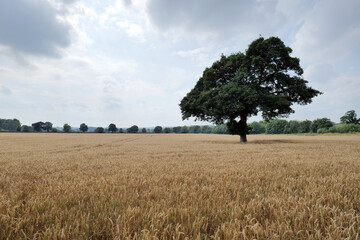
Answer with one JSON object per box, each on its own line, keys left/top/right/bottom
{"left": 200, "top": 139, "right": 302, "bottom": 145}
{"left": 250, "top": 139, "right": 301, "bottom": 144}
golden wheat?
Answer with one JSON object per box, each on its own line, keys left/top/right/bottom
{"left": 0, "top": 133, "right": 359, "bottom": 239}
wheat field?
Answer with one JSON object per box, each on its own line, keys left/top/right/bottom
{"left": 0, "top": 133, "right": 359, "bottom": 239}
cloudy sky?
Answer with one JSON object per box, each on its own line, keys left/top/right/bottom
{"left": 0, "top": 0, "right": 359, "bottom": 127}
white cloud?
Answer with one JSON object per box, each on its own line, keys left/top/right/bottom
{"left": 292, "top": 0, "right": 360, "bottom": 63}
{"left": 0, "top": 0, "right": 72, "bottom": 57}
{"left": 116, "top": 21, "right": 145, "bottom": 42}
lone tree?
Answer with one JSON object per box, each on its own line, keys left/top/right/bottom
{"left": 95, "top": 127, "right": 104, "bottom": 133}
{"left": 180, "top": 36, "right": 321, "bottom": 142}
{"left": 340, "top": 110, "right": 359, "bottom": 124}
{"left": 32, "top": 121, "right": 45, "bottom": 132}
{"left": 80, "top": 123, "right": 88, "bottom": 133}
{"left": 154, "top": 126, "right": 163, "bottom": 133}
{"left": 63, "top": 123, "right": 71, "bottom": 133}
{"left": 127, "top": 125, "right": 139, "bottom": 133}
{"left": 108, "top": 123, "right": 118, "bottom": 133}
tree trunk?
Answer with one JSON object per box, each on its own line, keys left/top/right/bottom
{"left": 240, "top": 133, "right": 247, "bottom": 143}
{"left": 239, "top": 113, "right": 248, "bottom": 143}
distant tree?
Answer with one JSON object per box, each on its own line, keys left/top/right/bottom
{"left": 154, "top": 126, "right": 163, "bottom": 133}
{"left": 181, "top": 126, "right": 189, "bottom": 133}
{"left": 249, "top": 121, "right": 266, "bottom": 134}
{"left": 32, "top": 121, "right": 45, "bottom": 132}
{"left": 108, "top": 123, "right": 117, "bottom": 133}
{"left": 0, "top": 118, "right": 21, "bottom": 131}
{"left": 173, "top": 126, "right": 182, "bottom": 133}
{"left": 266, "top": 119, "right": 288, "bottom": 134}
{"left": 21, "top": 125, "right": 29, "bottom": 132}
{"left": 63, "top": 123, "right": 71, "bottom": 133}
{"left": 80, "top": 123, "right": 88, "bottom": 133}
{"left": 16, "top": 125, "right": 21, "bottom": 132}
{"left": 340, "top": 110, "right": 359, "bottom": 124}
{"left": 95, "top": 127, "right": 104, "bottom": 133}
{"left": 127, "top": 125, "right": 139, "bottom": 133}
{"left": 51, "top": 128, "right": 58, "bottom": 133}
{"left": 329, "top": 124, "right": 360, "bottom": 133}
{"left": 284, "top": 120, "right": 300, "bottom": 134}
{"left": 298, "top": 120, "right": 312, "bottom": 133}
{"left": 311, "top": 118, "right": 334, "bottom": 133}
{"left": 44, "top": 122, "right": 53, "bottom": 132}
{"left": 94, "top": 127, "right": 105, "bottom": 133}
{"left": 189, "top": 125, "right": 201, "bottom": 133}
{"left": 119, "top": 128, "right": 124, "bottom": 133}
{"left": 211, "top": 124, "right": 228, "bottom": 134}
{"left": 164, "top": 127, "right": 171, "bottom": 133}
{"left": 201, "top": 125, "right": 212, "bottom": 134}
{"left": 141, "top": 128, "right": 147, "bottom": 133}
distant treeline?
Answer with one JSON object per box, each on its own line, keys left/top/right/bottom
{"left": 0, "top": 118, "right": 21, "bottom": 131}
{"left": 1, "top": 110, "right": 359, "bottom": 134}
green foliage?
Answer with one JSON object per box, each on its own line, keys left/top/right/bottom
{"left": 108, "top": 123, "right": 117, "bottom": 133}
{"left": 127, "top": 125, "right": 139, "bottom": 133}
{"left": 44, "top": 122, "right": 53, "bottom": 132}
{"left": 329, "top": 124, "right": 360, "bottom": 133}
{"left": 154, "top": 126, "right": 163, "bottom": 133}
{"left": 181, "top": 126, "right": 189, "bottom": 133}
{"left": 164, "top": 127, "right": 171, "bottom": 133}
{"left": 30, "top": 121, "right": 52, "bottom": 132}
{"left": 211, "top": 124, "right": 228, "bottom": 134}
{"left": 51, "top": 128, "right": 58, "bottom": 133}
{"left": 340, "top": 110, "right": 359, "bottom": 124}
{"left": 180, "top": 36, "right": 321, "bottom": 142}
{"left": 298, "top": 120, "right": 312, "bottom": 133}
{"left": 142, "top": 128, "right": 147, "bottom": 133}
{"left": 249, "top": 122, "right": 266, "bottom": 134}
{"left": 266, "top": 119, "right": 288, "bottom": 134}
{"left": 311, "top": 118, "right": 334, "bottom": 133}
{"left": 80, "top": 123, "right": 88, "bottom": 133}
{"left": 32, "top": 122, "right": 44, "bottom": 132}
{"left": 317, "top": 128, "right": 329, "bottom": 134}
{"left": 95, "top": 127, "right": 104, "bottom": 133}
{"left": 119, "top": 128, "right": 124, "bottom": 133}
{"left": 284, "top": 120, "right": 300, "bottom": 134}
{"left": 21, "top": 125, "right": 29, "bottom": 132}
{"left": 0, "top": 118, "right": 21, "bottom": 131}
{"left": 173, "top": 126, "right": 182, "bottom": 133}
{"left": 201, "top": 125, "right": 212, "bottom": 134}
{"left": 63, "top": 123, "right": 71, "bottom": 133}
{"left": 189, "top": 125, "right": 201, "bottom": 133}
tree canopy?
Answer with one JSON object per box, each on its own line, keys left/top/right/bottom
{"left": 44, "top": 122, "right": 53, "bottom": 132}
{"left": 80, "top": 123, "right": 88, "bottom": 133}
{"left": 154, "top": 126, "right": 163, "bottom": 133}
{"left": 127, "top": 125, "right": 139, "bottom": 133}
{"left": 180, "top": 36, "right": 321, "bottom": 142}
{"left": 63, "top": 123, "right": 71, "bottom": 133}
{"left": 32, "top": 122, "right": 45, "bottom": 132}
{"left": 108, "top": 123, "right": 118, "bottom": 133}
{"left": 95, "top": 127, "right": 104, "bottom": 133}
{"left": 311, "top": 118, "right": 333, "bottom": 133}
{"left": 340, "top": 110, "right": 359, "bottom": 124}
{"left": 0, "top": 118, "right": 21, "bottom": 131}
